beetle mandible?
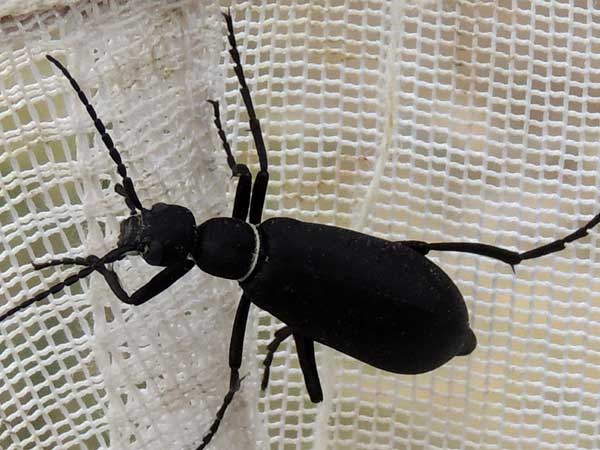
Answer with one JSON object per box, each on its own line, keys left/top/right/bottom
{"left": 2, "top": 11, "right": 600, "bottom": 450}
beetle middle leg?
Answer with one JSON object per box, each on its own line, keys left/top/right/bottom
{"left": 260, "top": 328, "right": 324, "bottom": 402}
{"left": 261, "top": 326, "right": 293, "bottom": 390}
{"left": 196, "top": 294, "right": 252, "bottom": 450}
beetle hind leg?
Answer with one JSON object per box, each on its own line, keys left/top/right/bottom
{"left": 196, "top": 294, "right": 252, "bottom": 450}
{"left": 261, "top": 329, "right": 324, "bottom": 403}
{"left": 294, "top": 334, "right": 323, "bottom": 403}
{"left": 403, "top": 207, "right": 600, "bottom": 270}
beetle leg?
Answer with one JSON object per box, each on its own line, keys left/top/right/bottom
{"left": 403, "top": 208, "right": 600, "bottom": 270}
{"left": 293, "top": 334, "right": 324, "bottom": 403}
{"left": 261, "top": 326, "right": 293, "bottom": 390}
{"left": 45, "top": 258, "right": 195, "bottom": 306}
{"left": 403, "top": 207, "right": 600, "bottom": 272}
{"left": 207, "top": 99, "right": 252, "bottom": 221}
{"left": 197, "top": 294, "right": 252, "bottom": 450}
{"left": 403, "top": 240, "right": 522, "bottom": 268}
{"left": 0, "top": 245, "right": 135, "bottom": 322}
{"left": 32, "top": 255, "right": 134, "bottom": 301}
{"left": 223, "top": 11, "right": 269, "bottom": 225}
{"left": 116, "top": 260, "right": 195, "bottom": 305}
{"left": 55, "top": 259, "right": 194, "bottom": 305}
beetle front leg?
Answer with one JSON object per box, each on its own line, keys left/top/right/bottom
{"left": 32, "top": 257, "right": 195, "bottom": 305}
{"left": 0, "top": 246, "right": 135, "bottom": 322}
{"left": 196, "top": 294, "right": 251, "bottom": 450}
{"left": 294, "top": 334, "right": 323, "bottom": 403}
{"left": 52, "top": 257, "right": 132, "bottom": 301}
{"left": 87, "top": 259, "right": 194, "bottom": 306}
{"left": 119, "top": 260, "right": 195, "bottom": 305}
{"left": 33, "top": 256, "right": 134, "bottom": 300}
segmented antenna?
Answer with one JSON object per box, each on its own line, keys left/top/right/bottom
{"left": 222, "top": 10, "right": 268, "bottom": 173}
{"left": 0, "top": 245, "right": 134, "bottom": 322}
{"left": 46, "top": 55, "right": 143, "bottom": 214}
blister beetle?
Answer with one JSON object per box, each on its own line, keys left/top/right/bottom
{"left": 2, "top": 11, "right": 600, "bottom": 450}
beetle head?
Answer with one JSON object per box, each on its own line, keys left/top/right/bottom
{"left": 118, "top": 203, "right": 197, "bottom": 266}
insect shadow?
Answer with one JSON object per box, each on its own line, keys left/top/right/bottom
{"left": 2, "top": 11, "right": 600, "bottom": 450}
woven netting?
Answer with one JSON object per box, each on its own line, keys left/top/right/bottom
{"left": 1, "top": 1, "right": 600, "bottom": 449}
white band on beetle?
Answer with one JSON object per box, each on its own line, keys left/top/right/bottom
{"left": 238, "top": 223, "right": 260, "bottom": 282}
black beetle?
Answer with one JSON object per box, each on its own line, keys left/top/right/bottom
{"left": 2, "top": 11, "right": 600, "bottom": 450}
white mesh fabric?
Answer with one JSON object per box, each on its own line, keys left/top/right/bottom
{"left": 1, "top": 1, "right": 600, "bottom": 450}
{"left": 0, "top": 1, "right": 259, "bottom": 449}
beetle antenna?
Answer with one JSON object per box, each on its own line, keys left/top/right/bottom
{"left": 222, "top": 10, "right": 268, "bottom": 173}
{"left": 46, "top": 55, "right": 144, "bottom": 215}
{"left": 0, "top": 245, "right": 134, "bottom": 323}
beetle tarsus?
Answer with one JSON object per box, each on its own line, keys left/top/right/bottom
{"left": 196, "top": 369, "right": 244, "bottom": 450}
{"left": 261, "top": 326, "right": 293, "bottom": 390}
